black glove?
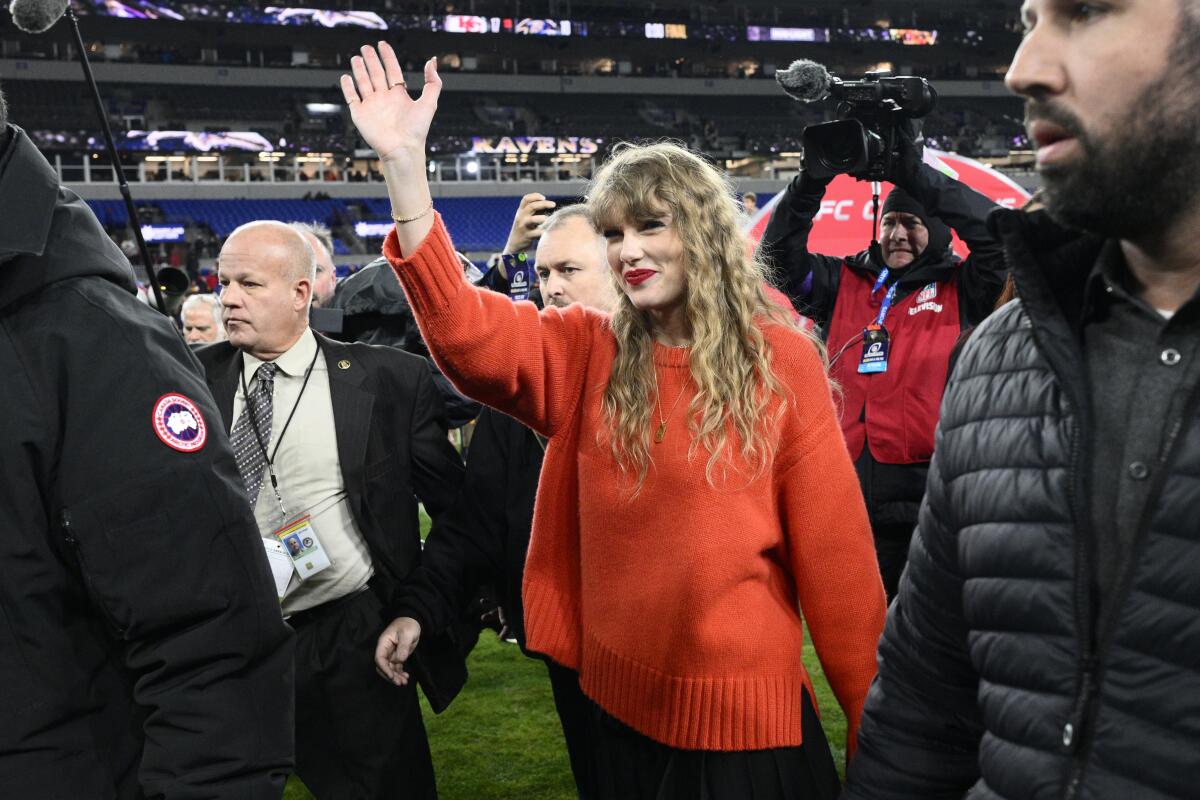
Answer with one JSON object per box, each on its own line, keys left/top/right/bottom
{"left": 793, "top": 168, "right": 833, "bottom": 198}
{"left": 885, "top": 117, "right": 925, "bottom": 189}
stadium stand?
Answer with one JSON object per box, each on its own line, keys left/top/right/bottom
{"left": 0, "top": 0, "right": 1033, "bottom": 280}
{"left": 5, "top": 77, "right": 1026, "bottom": 160}
{"left": 83, "top": 193, "right": 648, "bottom": 255}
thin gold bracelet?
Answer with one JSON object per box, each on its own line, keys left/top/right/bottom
{"left": 392, "top": 201, "right": 435, "bottom": 225}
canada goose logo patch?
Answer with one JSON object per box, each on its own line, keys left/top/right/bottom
{"left": 152, "top": 394, "right": 208, "bottom": 452}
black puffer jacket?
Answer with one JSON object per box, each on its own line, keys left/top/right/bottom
{"left": 843, "top": 208, "right": 1200, "bottom": 800}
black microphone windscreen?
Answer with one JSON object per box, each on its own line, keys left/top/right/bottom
{"left": 776, "top": 59, "right": 832, "bottom": 103}
{"left": 9, "top": 0, "right": 70, "bottom": 34}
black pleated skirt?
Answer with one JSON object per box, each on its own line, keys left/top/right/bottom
{"left": 584, "top": 689, "right": 841, "bottom": 800}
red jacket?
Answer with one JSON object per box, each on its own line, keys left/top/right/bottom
{"left": 827, "top": 263, "right": 962, "bottom": 464}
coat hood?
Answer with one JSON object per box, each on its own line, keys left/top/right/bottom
{"left": 0, "top": 125, "right": 136, "bottom": 311}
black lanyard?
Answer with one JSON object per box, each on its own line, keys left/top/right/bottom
{"left": 240, "top": 344, "right": 320, "bottom": 515}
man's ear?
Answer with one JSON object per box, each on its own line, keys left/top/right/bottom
{"left": 295, "top": 278, "right": 313, "bottom": 310}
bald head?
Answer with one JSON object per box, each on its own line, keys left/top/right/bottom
{"left": 217, "top": 221, "right": 316, "bottom": 360}
{"left": 225, "top": 220, "right": 317, "bottom": 283}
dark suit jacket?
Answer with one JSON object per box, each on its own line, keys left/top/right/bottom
{"left": 196, "top": 330, "right": 468, "bottom": 710}
{"left": 394, "top": 407, "right": 543, "bottom": 650}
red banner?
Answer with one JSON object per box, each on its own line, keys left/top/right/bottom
{"left": 745, "top": 150, "right": 1031, "bottom": 260}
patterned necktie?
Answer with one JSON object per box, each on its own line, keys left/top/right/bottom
{"left": 230, "top": 362, "right": 277, "bottom": 505}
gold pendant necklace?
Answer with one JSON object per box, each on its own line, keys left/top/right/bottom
{"left": 653, "top": 368, "right": 689, "bottom": 444}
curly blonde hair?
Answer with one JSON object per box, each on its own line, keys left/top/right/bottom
{"left": 588, "top": 141, "right": 819, "bottom": 487}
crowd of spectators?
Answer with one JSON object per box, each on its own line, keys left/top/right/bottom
{"left": 79, "top": 0, "right": 1021, "bottom": 35}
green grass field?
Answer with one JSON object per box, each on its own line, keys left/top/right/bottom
{"left": 284, "top": 632, "right": 847, "bottom": 800}
{"left": 285, "top": 512, "right": 848, "bottom": 799}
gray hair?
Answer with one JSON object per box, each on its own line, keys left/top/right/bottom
{"left": 541, "top": 204, "right": 593, "bottom": 236}
{"left": 540, "top": 204, "right": 606, "bottom": 264}
{"left": 288, "top": 221, "right": 334, "bottom": 259}
{"left": 180, "top": 293, "right": 225, "bottom": 339}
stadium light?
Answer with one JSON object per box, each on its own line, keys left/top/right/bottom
{"left": 465, "top": 160, "right": 479, "bottom": 175}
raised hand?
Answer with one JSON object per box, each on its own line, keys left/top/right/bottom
{"left": 884, "top": 117, "right": 926, "bottom": 189}
{"left": 341, "top": 42, "right": 441, "bottom": 163}
{"left": 504, "top": 193, "right": 558, "bottom": 255}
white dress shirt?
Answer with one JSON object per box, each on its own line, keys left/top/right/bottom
{"left": 234, "top": 328, "right": 373, "bottom": 615}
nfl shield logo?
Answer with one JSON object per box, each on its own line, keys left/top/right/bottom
{"left": 916, "top": 282, "right": 939, "bottom": 304}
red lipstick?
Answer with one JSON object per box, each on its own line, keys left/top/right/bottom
{"left": 624, "top": 269, "right": 655, "bottom": 286}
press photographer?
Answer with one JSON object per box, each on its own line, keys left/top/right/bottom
{"left": 760, "top": 61, "right": 1007, "bottom": 600}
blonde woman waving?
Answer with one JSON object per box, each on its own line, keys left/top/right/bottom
{"left": 346, "top": 43, "right": 886, "bottom": 800}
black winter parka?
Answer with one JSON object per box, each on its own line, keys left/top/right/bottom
{"left": 843, "top": 208, "right": 1200, "bottom": 800}
{"left": 0, "top": 125, "right": 294, "bottom": 799}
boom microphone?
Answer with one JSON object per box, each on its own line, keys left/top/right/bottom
{"left": 8, "top": 0, "right": 168, "bottom": 315}
{"left": 9, "top": 0, "right": 69, "bottom": 34}
{"left": 776, "top": 59, "right": 833, "bottom": 103}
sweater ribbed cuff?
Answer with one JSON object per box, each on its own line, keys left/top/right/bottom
{"left": 382, "top": 214, "right": 464, "bottom": 325}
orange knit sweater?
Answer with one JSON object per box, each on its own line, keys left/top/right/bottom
{"left": 385, "top": 217, "right": 886, "bottom": 754}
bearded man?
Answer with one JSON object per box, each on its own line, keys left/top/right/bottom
{"left": 842, "top": 2, "right": 1200, "bottom": 799}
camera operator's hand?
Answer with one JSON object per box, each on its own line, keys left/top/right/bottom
{"left": 794, "top": 168, "right": 834, "bottom": 197}
{"left": 504, "top": 193, "right": 557, "bottom": 255}
{"left": 885, "top": 118, "right": 926, "bottom": 189}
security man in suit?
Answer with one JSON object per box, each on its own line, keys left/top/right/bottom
{"left": 0, "top": 100, "right": 294, "bottom": 797}
{"left": 195, "top": 220, "right": 466, "bottom": 800}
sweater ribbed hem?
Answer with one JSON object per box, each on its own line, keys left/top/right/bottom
{"left": 579, "top": 633, "right": 807, "bottom": 751}
{"left": 522, "top": 576, "right": 582, "bottom": 670}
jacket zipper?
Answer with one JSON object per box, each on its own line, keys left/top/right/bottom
{"left": 1001, "top": 220, "right": 1116, "bottom": 800}
{"left": 60, "top": 508, "right": 126, "bottom": 637}
{"left": 1061, "top": 354, "right": 1200, "bottom": 800}
{"left": 1020, "top": 304, "right": 1098, "bottom": 800}
{"left": 1061, "top": 403, "right": 1094, "bottom": 800}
